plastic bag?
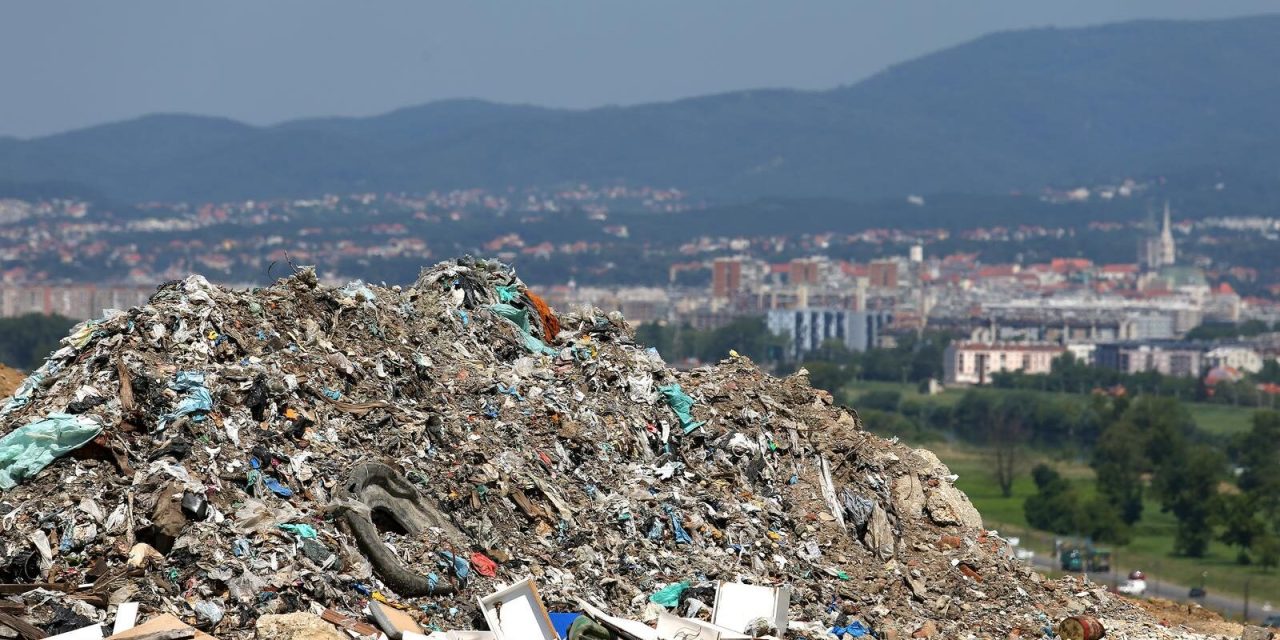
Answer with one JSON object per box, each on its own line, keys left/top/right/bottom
{"left": 0, "top": 414, "right": 102, "bottom": 490}
{"left": 658, "top": 384, "right": 705, "bottom": 433}
{"left": 648, "top": 581, "right": 689, "bottom": 607}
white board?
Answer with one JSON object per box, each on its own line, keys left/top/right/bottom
{"left": 710, "top": 582, "right": 790, "bottom": 636}
{"left": 477, "top": 578, "right": 558, "bottom": 640}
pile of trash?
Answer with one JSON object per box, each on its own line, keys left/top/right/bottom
{"left": 0, "top": 258, "right": 1214, "bottom": 639}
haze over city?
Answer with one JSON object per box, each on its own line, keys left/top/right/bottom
{"left": 1, "top": 3, "right": 1279, "bottom": 638}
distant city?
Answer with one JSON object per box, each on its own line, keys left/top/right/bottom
{"left": 3, "top": 177, "right": 1280, "bottom": 388}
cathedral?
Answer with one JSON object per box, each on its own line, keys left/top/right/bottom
{"left": 1140, "top": 202, "right": 1177, "bottom": 270}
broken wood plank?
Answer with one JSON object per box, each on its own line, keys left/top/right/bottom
{"left": 116, "top": 356, "right": 135, "bottom": 412}
{"left": 320, "top": 609, "right": 379, "bottom": 636}
{"left": 0, "top": 609, "right": 48, "bottom": 639}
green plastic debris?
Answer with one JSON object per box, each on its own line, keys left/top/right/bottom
{"left": 496, "top": 284, "right": 521, "bottom": 303}
{"left": 658, "top": 384, "right": 705, "bottom": 433}
{"left": 0, "top": 413, "right": 103, "bottom": 490}
{"left": 490, "top": 303, "right": 531, "bottom": 331}
{"left": 648, "top": 581, "right": 689, "bottom": 607}
{"left": 279, "top": 523, "right": 318, "bottom": 539}
{"left": 567, "top": 616, "right": 615, "bottom": 640}
{"left": 489, "top": 304, "right": 558, "bottom": 356}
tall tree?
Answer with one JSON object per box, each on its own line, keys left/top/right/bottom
{"left": 990, "top": 408, "right": 1026, "bottom": 499}
{"left": 1153, "top": 447, "right": 1224, "bottom": 557}
{"left": 1091, "top": 422, "right": 1147, "bottom": 525}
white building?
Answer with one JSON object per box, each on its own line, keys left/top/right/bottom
{"left": 1204, "top": 346, "right": 1264, "bottom": 374}
{"left": 943, "top": 341, "right": 1066, "bottom": 385}
{"left": 766, "top": 308, "right": 888, "bottom": 359}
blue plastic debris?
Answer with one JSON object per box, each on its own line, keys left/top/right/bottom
{"left": 264, "top": 476, "right": 293, "bottom": 497}
{"left": 436, "top": 551, "right": 471, "bottom": 580}
{"left": 832, "top": 621, "right": 870, "bottom": 637}
{"left": 497, "top": 383, "right": 523, "bottom": 401}
{"left": 323, "top": 388, "right": 342, "bottom": 401}
{"left": 549, "top": 612, "right": 581, "bottom": 638}
{"left": 159, "top": 371, "right": 213, "bottom": 429}
{"left": 666, "top": 504, "right": 693, "bottom": 544}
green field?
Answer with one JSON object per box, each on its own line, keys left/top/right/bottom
{"left": 929, "top": 441, "right": 1280, "bottom": 606}
{"left": 1186, "top": 402, "right": 1258, "bottom": 437}
{"left": 841, "top": 380, "right": 1280, "bottom": 605}
{"left": 842, "top": 380, "right": 1261, "bottom": 437}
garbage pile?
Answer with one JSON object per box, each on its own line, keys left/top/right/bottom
{"left": 0, "top": 259, "right": 1213, "bottom": 638}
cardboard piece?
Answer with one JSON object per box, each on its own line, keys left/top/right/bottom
{"left": 477, "top": 579, "right": 559, "bottom": 640}
{"left": 370, "top": 601, "right": 425, "bottom": 640}
{"left": 710, "top": 582, "right": 790, "bottom": 636}
{"left": 105, "top": 614, "right": 215, "bottom": 640}
{"left": 575, "top": 599, "right": 658, "bottom": 640}
{"left": 112, "top": 602, "right": 140, "bottom": 635}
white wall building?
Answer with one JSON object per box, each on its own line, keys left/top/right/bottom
{"left": 943, "top": 341, "right": 1066, "bottom": 385}
{"left": 1204, "top": 346, "right": 1264, "bottom": 374}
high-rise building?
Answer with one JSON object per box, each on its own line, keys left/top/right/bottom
{"left": 711, "top": 258, "right": 743, "bottom": 299}
{"left": 868, "top": 261, "right": 898, "bottom": 289}
{"left": 788, "top": 258, "right": 822, "bottom": 286}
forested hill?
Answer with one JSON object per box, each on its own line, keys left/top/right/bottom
{"left": 2, "top": 15, "right": 1280, "bottom": 202}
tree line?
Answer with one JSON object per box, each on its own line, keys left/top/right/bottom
{"left": 0, "top": 313, "right": 76, "bottom": 371}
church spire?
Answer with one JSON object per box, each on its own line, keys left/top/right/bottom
{"left": 1159, "top": 201, "right": 1176, "bottom": 266}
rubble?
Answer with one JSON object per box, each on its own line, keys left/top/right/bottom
{"left": 0, "top": 258, "right": 1229, "bottom": 638}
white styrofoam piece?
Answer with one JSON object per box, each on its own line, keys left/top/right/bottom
{"left": 710, "top": 582, "right": 790, "bottom": 635}
{"left": 447, "top": 633, "right": 497, "bottom": 640}
{"left": 477, "top": 578, "right": 558, "bottom": 640}
{"left": 112, "top": 602, "right": 139, "bottom": 634}
{"left": 656, "top": 611, "right": 729, "bottom": 640}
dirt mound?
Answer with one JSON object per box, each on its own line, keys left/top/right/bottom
{"left": 0, "top": 259, "right": 1191, "bottom": 638}
{"left": 1131, "top": 597, "right": 1245, "bottom": 637}
{"left": 0, "top": 364, "right": 24, "bottom": 398}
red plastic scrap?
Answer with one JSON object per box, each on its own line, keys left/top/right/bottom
{"left": 471, "top": 552, "right": 498, "bottom": 578}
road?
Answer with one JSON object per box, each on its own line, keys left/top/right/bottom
{"left": 1025, "top": 552, "right": 1267, "bottom": 623}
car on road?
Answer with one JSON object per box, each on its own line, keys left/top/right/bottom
{"left": 1188, "top": 586, "right": 1207, "bottom": 598}
{"left": 1117, "top": 570, "right": 1146, "bottom": 596}
{"left": 1262, "top": 614, "right": 1280, "bottom": 628}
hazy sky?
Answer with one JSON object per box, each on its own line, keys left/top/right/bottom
{"left": 1, "top": 1, "right": 1276, "bottom": 137}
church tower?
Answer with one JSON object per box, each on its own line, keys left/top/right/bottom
{"left": 1157, "top": 201, "right": 1176, "bottom": 267}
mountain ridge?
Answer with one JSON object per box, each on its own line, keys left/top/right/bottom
{"left": 3, "top": 14, "right": 1280, "bottom": 202}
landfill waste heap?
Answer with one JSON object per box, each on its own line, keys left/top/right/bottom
{"left": 0, "top": 258, "right": 1215, "bottom": 639}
